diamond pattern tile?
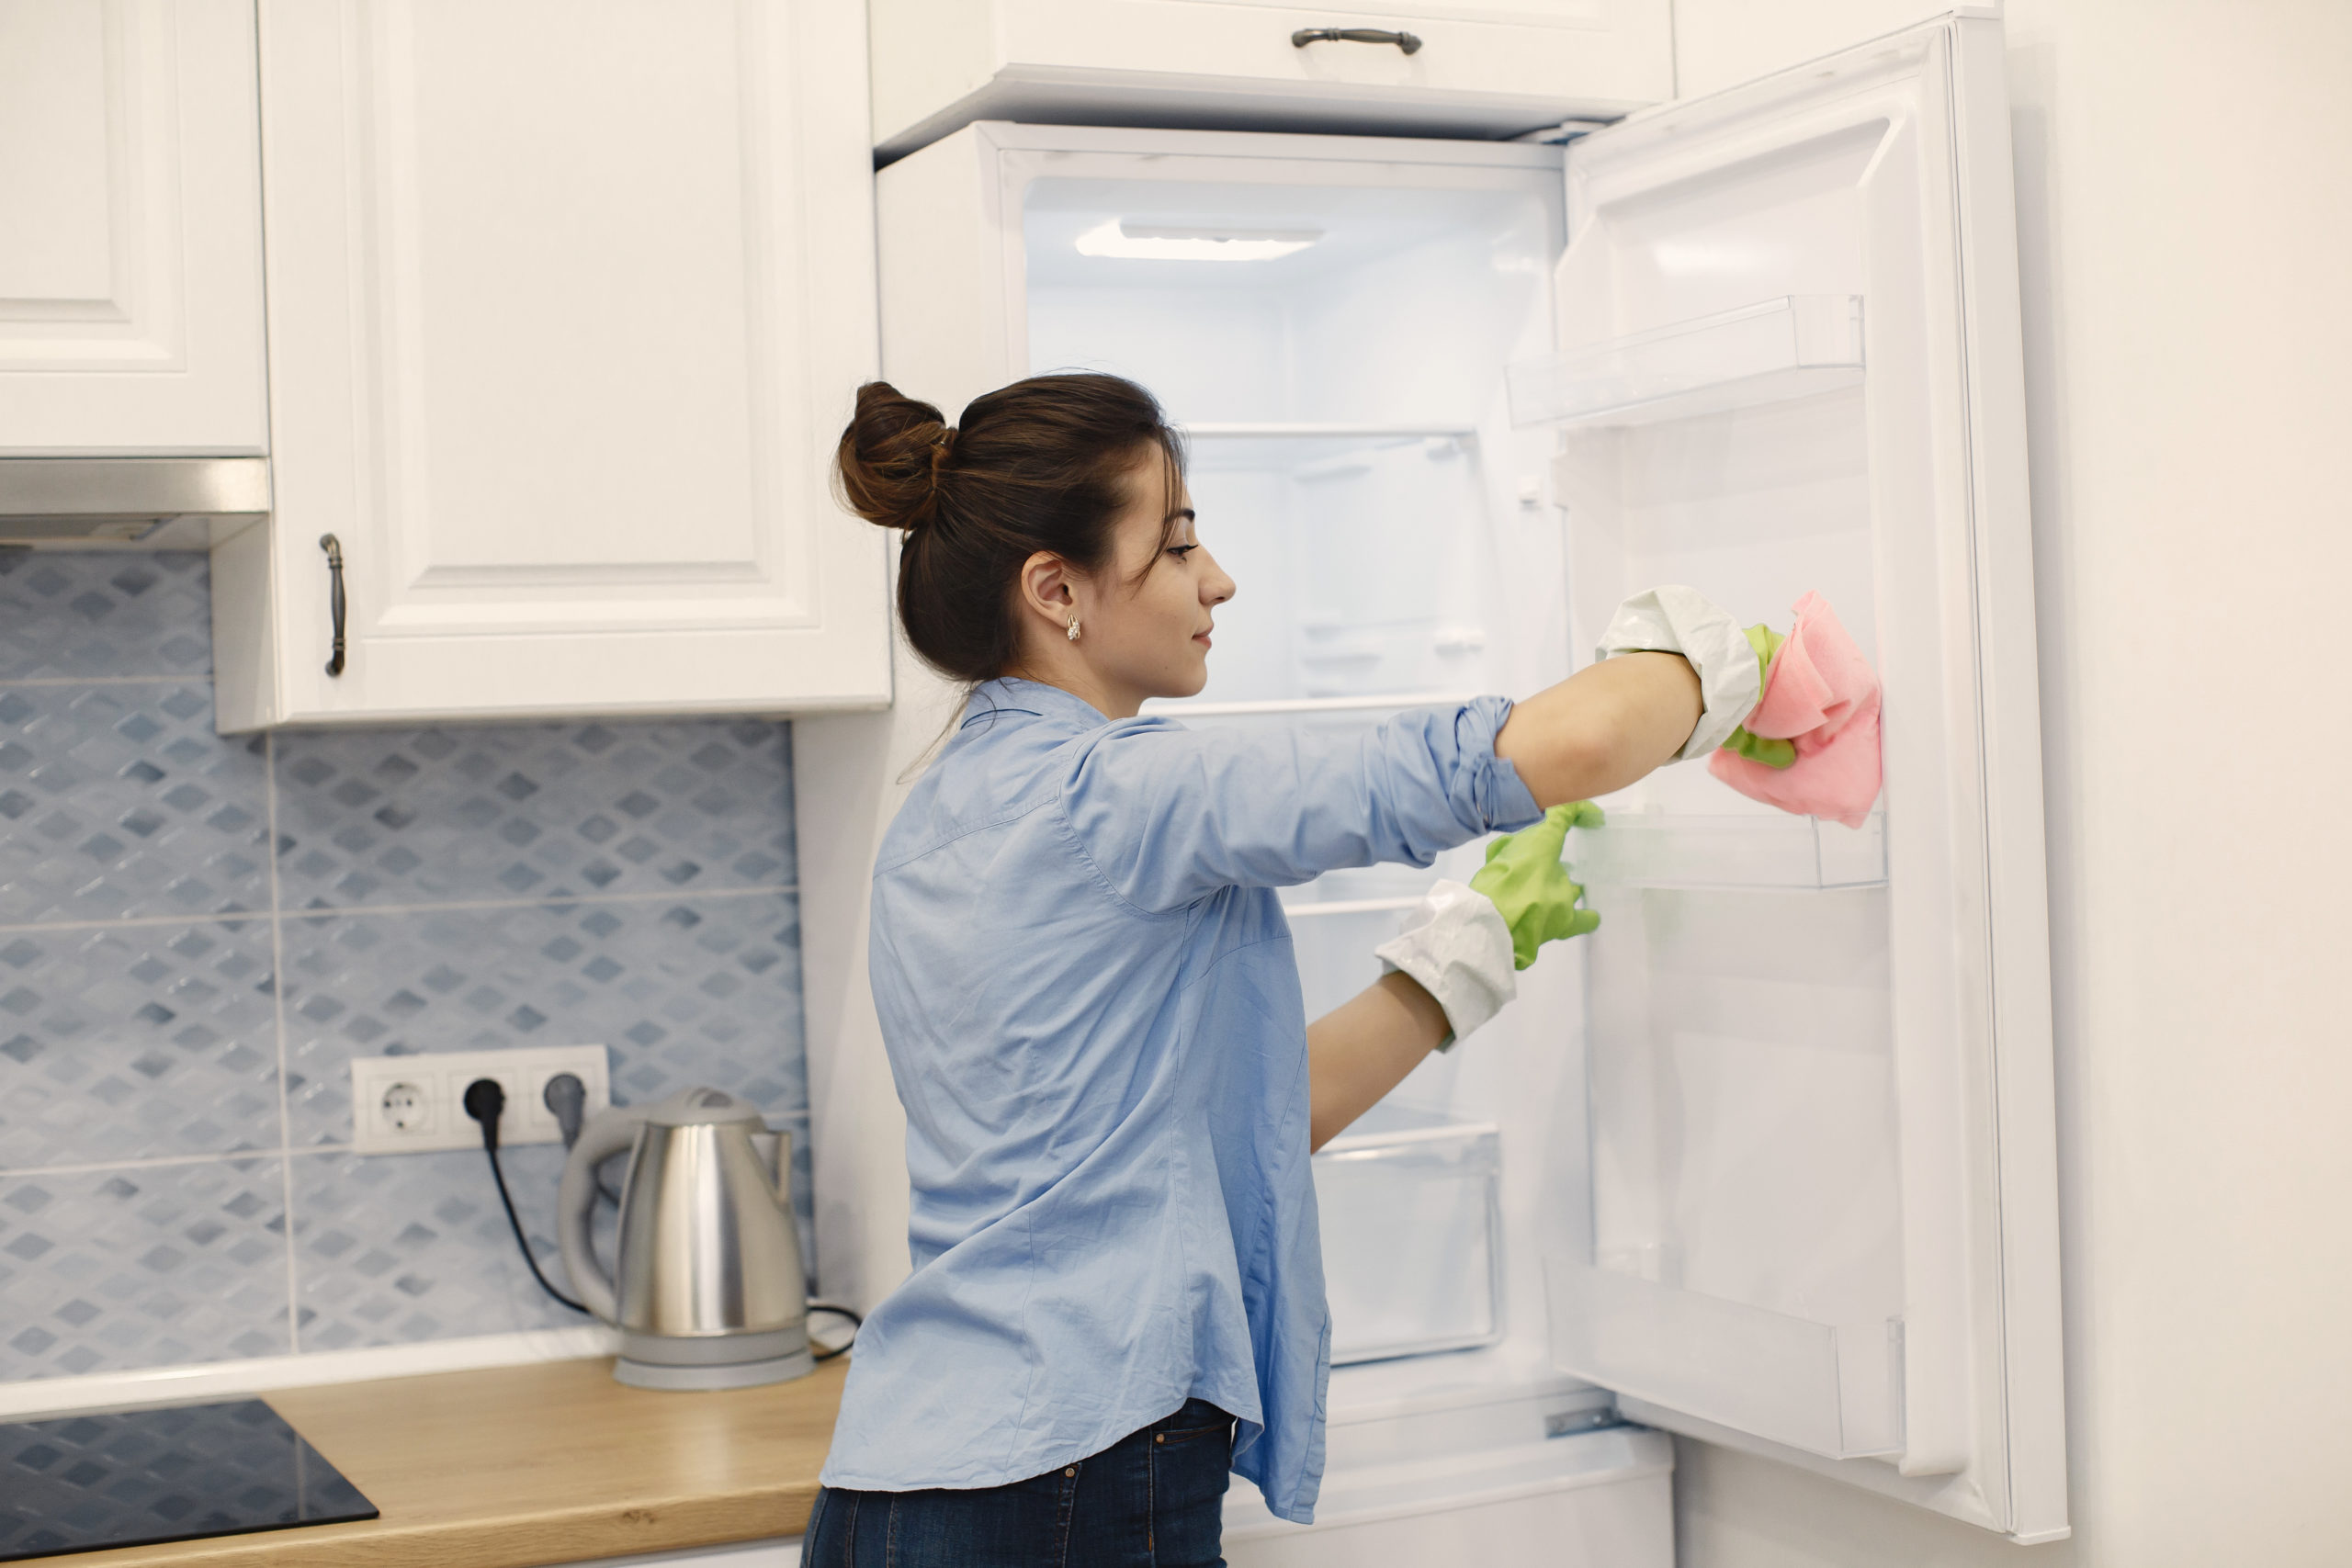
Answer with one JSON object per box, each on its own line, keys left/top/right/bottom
{"left": 279, "top": 894, "right": 806, "bottom": 1147}
{"left": 288, "top": 1145, "right": 586, "bottom": 1348}
{"left": 272, "top": 720, "right": 795, "bottom": 909}
{"left": 0, "top": 552, "right": 213, "bottom": 682}
{"left": 0, "top": 1159, "right": 290, "bottom": 1380}
{"left": 0, "top": 564, "right": 818, "bottom": 1388}
{"left": 0, "top": 919, "right": 280, "bottom": 1170}
{"left": 0, "top": 682, "right": 270, "bottom": 926}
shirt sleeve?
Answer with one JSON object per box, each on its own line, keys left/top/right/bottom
{"left": 1057, "top": 697, "right": 1544, "bottom": 915}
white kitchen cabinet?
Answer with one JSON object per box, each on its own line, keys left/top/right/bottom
{"left": 0, "top": 0, "right": 268, "bottom": 454}
{"left": 212, "top": 0, "right": 889, "bottom": 731}
{"left": 867, "top": 0, "right": 1671, "bottom": 163}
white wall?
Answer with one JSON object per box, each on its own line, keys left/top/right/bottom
{"left": 1666, "top": 2, "right": 2352, "bottom": 1564}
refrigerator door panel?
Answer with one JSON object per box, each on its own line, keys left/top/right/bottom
{"left": 1534, "top": 15, "right": 2062, "bottom": 1540}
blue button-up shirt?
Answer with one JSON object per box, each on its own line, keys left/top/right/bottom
{"left": 819, "top": 679, "right": 1542, "bottom": 1523}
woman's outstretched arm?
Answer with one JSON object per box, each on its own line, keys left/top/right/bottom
{"left": 1306, "top": 655, "right": 1703, "bottom": 1147}
{"left": 1307, "top": 972, "right": 1450, "bottom": 1152}
{"left": 1494, "top": 651, "right": 1702, "bottom": 807}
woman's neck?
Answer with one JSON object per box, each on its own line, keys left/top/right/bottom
{"left": 1000, "top": 649, "right": 1136, "bottom": 720}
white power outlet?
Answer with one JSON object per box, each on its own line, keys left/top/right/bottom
{"left": 349, "top": 1045, "right": 611, "bottom": 1155}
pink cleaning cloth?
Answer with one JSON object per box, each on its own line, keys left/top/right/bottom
{"left": 1706, "top": 591, "right": 1883, "bottom": 829}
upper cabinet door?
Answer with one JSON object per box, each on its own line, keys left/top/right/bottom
{"left": 0, "top": 0, "right": 267, "bottom": 454}
{"left": 1527, "top": 17, "right": 2064, "bottom": 1541}
{"left": 222, "top": 0, "right": 888, "bottom": 728}
{"left": 869, "top": 0, "right": 1670, "bottom": 162}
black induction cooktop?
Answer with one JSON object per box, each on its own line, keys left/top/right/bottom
{"left": 0, "top": 1398, "right": 378, "bottom": 1561}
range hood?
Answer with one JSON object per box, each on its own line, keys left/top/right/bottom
{"left": 0, "top": 457, "right": 270, "bottom": 543}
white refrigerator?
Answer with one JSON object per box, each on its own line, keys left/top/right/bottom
{"left": 799, "top": 11, "right": 2064, "bottom": 1560}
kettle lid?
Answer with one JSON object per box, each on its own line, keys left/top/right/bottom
{"left": 639, "top": 1085, "right": 764, "bottom": 1128}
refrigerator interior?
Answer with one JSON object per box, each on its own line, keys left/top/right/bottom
{"left": 1023, "top": 163, "right": 1586, "bottom": 1379}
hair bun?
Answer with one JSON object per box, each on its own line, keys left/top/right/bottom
{"left": 833, "top": 381, "right": 954, "bottom": 534}
{"left": 927, "top": 429, "right": 957, "bottom": 502}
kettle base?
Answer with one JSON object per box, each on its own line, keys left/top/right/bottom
{"left": 612, "top": 1325, "right": 816, "bottom": 1392}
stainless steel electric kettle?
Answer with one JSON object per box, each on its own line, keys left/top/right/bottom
{"left": 555, "top": 1086, "right": 812, "bottom": 1390}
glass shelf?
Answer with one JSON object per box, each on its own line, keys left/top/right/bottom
{"left": 1183, "top": 422, "right": 1479, "bottom": 441}
{"left": 1508, "top": 295, "right": 1864, "bottom": 430}
{"left": 1143, "top": 691, "right": 1481, "bottom": 718}
{"left": 1571, "top": 809, "right": 1885, "bottom": 890}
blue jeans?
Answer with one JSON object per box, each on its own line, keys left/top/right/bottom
{"left": 804, "top": 1398, "right": 1234, "bottom": 1567}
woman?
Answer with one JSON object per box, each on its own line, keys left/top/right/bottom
{"left": 807, "top": 374, "right": 1759, "bottom": 1566}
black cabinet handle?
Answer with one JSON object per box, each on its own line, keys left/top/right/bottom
{"left": 1293, "top": 27, "right": 1422, "bottom": 55}
{"left": 319, "top": 533, "right": 346, "bottom": 677}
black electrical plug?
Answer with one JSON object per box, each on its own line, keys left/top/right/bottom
{"left": 463, "top": 1076, "right": 587, "bottom": 1314}
{"left": 463, "top": 1077, "right": 506, "bottom": 1146}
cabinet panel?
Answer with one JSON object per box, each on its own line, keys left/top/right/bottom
{"left": 0, "top": 0, "right": 267, "bottom": 453}
{"left": 870, "top": 0, "right": 1671, "bottom": 162}
{"left": 225, "top": 0, "right": 888, "bottom": 728}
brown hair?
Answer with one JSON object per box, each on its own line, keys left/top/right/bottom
{"left": 832, "top": 373, "right": 1186, "bottom": 683}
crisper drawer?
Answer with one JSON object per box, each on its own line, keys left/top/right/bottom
{"left": 1314, "top": 1109, "right": 1502, "bottom": 1365}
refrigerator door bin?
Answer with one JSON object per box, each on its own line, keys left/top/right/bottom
{"left": 1506, "top": 295, "right": 1864, "bottom": 429}
{"left": 1315, "top": 1109, "right": 1506, "bottom": 1366}
{"left": 1545, "top": 1258, "right": 1900, "bottom": 1460}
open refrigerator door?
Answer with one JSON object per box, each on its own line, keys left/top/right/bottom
{"left": 1517, "top": 13, "right": 2065, "bottom": 1541}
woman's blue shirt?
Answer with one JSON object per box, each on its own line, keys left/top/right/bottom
{"left": 818, "top": 679, "right": 1541, "bottom": 1523}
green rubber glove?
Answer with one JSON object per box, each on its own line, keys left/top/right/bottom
{"left": 1469, "top": 801, "right": 1605, "bottom": 970}
{"left": 1717, "top": 623, "right": 1796, "bottom": 770}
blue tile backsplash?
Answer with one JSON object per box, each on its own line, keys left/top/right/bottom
{"left": 0, "top": 552, "right": 810, "bottom": 1382}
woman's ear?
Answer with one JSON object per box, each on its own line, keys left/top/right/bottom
{"left": 1014, "top": 549, "right": 1080, "bottom": 635}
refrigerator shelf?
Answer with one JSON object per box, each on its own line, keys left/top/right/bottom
{"left": 1184, "top": 422, "right": 1479, "bottom": 440}
{"left": 1508, "top": 295, "right": 1863, "bottom": 430}
{"left": 1144, "top": 691, "right": 1481, "bottom": 718}
{"left": 1282, "top": 895, "right": 1426, "bottom": 919}
{"left": 1573, "top": 809, "right": 1885, "bottom": 890}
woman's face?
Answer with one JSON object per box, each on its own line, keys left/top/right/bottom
{"left": 1078, "top": 451, "right": 1236, "bottom": 713}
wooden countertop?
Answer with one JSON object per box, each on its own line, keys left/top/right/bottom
{"left": 56, "top": 1355, "right": 848, "bottom": 1568}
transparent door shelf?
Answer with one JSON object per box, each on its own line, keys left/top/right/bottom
{"left": 1318, "top": 1107, "right": 1505, "bottom": 1366}
{"left": 1573, "top": 810, "right": 1885, "bottom": 890}
{"left": 1509, "top": 296, "right": 1863, "bottom": 429}
{"left": 1546, "top": 1257, "right": 1902, "bottom": 1461}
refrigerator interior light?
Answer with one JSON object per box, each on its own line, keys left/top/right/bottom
{"left": 1075, "top": 219, "right": 1323, "bottom": 262}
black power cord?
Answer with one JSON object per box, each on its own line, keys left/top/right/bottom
{"left": 463, "top": 1078, "right": 591, "bottom": 1315}
{"left": 473, "top": 1073, "right": 864, "bottom": 1353}
{"left": 808, "top": 1303, "right": 863, "bottom": 1362}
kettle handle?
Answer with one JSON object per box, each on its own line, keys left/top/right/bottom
{"left": 556, "top": 1106, "right": 642, "bottom": 1324}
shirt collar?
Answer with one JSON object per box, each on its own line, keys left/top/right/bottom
{"left": 962, "top": 677, "right": 1113, "bottom": 734}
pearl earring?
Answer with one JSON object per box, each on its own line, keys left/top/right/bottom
{"left": 1067, "top": 615, "right": 1081, "bottom": 642}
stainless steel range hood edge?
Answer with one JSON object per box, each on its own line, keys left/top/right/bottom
{"left": 0, "top": 457, "right": 272, "bottom": 543}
